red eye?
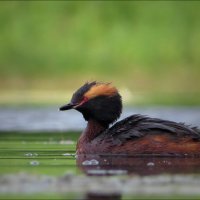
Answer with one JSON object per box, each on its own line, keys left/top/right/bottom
{"left": 77, "top": 96, "right": 88, "bottom": 107}
{"left": 82, "top": 96, "right": 89, "bottom": 103}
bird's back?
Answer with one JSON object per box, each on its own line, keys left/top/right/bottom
{"left": 94, "top": 115, "right": 200, "bottom": 156}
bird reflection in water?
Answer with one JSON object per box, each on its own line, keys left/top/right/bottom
{"left": 78, "top": 155, "right": 200, "bottom": 200}
{"left": 77, "top": 154, "right": 200, "bottom": 176}
{"left": 84, "top": 192, "right": 121, "bottom": 200}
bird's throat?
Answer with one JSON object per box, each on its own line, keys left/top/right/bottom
{"left": 83, "top": 119, "right": 107, "bottom": 141}
{"left": 76, "top": 119, "right": 107, "bottom": 154}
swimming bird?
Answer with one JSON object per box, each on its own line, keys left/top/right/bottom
{"left": 60, "top": 81, "right": 200, "bottom": 156}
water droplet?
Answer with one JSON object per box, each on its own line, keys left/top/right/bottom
{"left": 82, "top": 159, "right": 99, "bottom": 166}
{"left": 30, "top": 160, "right": 40, "bottom": 166}
{"left": 147, "top": 162, "right": 155, "bottom": 167}
{"left": 90, "top": 159, "right": 99, "bottom": 165}
{"left": 74, "top": 154, "right": 78, "bottom": 158}
{"left": 25, "top": 153, "right": 33, "bottom": 157}
{"left": 82, "top": 160, "right": 91, "bottom": 166}
{"left": 62, "top": 153, "right": 72, "bottom": 156}
{"left": 25, "top": 152, "right": 38, "bottom": 157}
{"left": 163, "top": 160, "right": 171, "bottom": 165}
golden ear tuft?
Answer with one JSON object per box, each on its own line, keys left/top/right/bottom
{"left": 84, "top": 83, "right": 118, "bottom": 99}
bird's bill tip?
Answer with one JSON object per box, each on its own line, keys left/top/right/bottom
{"left": 59, "top": 103, "right": 75, "bottom": 111}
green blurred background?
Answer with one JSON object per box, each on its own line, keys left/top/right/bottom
{"left": 0, "top": 1, "right": 200, "bottom": 106}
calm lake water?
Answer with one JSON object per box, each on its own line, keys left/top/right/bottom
{"left": 0, "top": 106, "right": 200, "bottom": 199}
{"left": 0, "top": 106, "right": 200, "bottom": 131}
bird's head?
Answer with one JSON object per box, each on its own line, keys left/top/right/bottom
{"left": 59, "top": 81, "right": 122, "bottom": 127}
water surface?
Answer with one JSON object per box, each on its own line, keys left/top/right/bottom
{"left": 0, "top": 106, "right": 199, "bottom": 131}
{"left": 1, "top": 106, "right": 200, "bottom": 199}
{"left": 0, "top": 132, "right": 78, "bottom": 176}
{"left": 1, "top": 132, "right": 200, "bottom": 199}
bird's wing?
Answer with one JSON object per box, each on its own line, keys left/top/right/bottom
{"left": 100, "top": 114, "right": 200, "bottom": 143}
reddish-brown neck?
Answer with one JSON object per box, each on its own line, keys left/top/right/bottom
{"left": 83, "top": 119, "right": 107, "bottom": 141}
{"left": 76, "top": 120, "right": 107, "bottom": 153}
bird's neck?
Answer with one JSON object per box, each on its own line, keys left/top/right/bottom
{"left": 77, "top": 119, "right": 107, "bottom": 153}
{"left": 83, "top": 119, "right": 107, "bottom": 141}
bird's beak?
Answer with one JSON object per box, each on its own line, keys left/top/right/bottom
{"left": 59, "top": 103, "right": 76, "bottom": 111}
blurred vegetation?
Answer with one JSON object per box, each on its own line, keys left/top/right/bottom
{"left": 0, "top": 1, "right": 200, "bottom": 105}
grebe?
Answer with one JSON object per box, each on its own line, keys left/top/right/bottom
{"left": 60, "top": 81, "right": 200, "bottom": 155}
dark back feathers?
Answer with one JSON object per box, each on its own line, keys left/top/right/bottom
{"left": 100, "top": 114, "right": 200, "bottom": 142}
